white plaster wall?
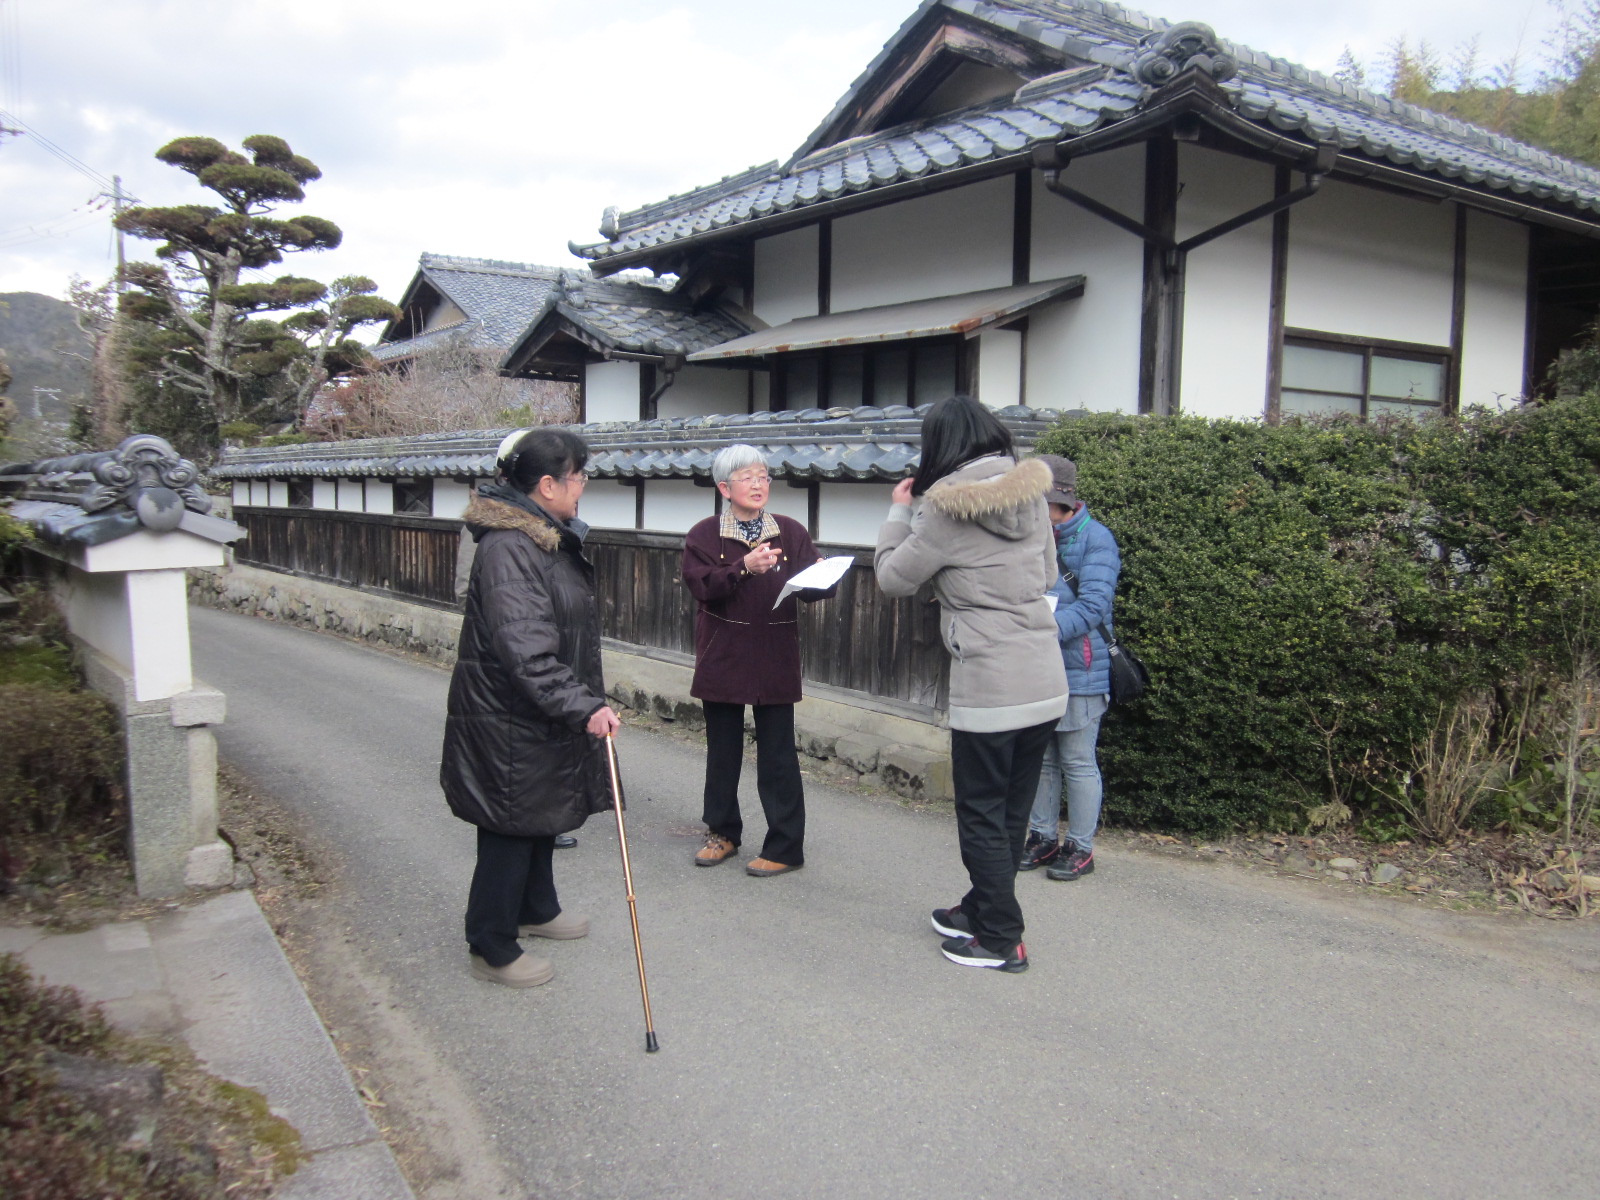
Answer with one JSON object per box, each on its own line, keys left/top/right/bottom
{"left": 1027, "top": 145, "right": 1145, "bottom": 412}
{"left": 978, "top": 328, "right": 1023, "bottom": 408}
{"left": 423, "top": 298, "right": 466, "bottom": 332}
{"left": 432, "top": 479, "right": 472, "bottom": 520}
{"left": 232, "top": 481, "right": 249, "bottom": 506}
{"left": 765, "top": 482, "right": 810, "bottom": 526}
{"left": 659, "top": 364, "right": 748, "bottom": 419}
{"left": 1177, "top": 147, "right": 1276, "bottom": 420}
{"left": 64, "top": 571, "right": 132, "bottom": 677}
{"left": 586, "top": 360, "right": 642, "bottom": 424}
{"left": 365, "top": 480, "right": 394, "bottom": 514}
{"left": 1286, "top": 178, "right": 1454, "bottom": 347}
{"left": 124, "top": 569, "right": 193, "bottom": 700}
{"left": 831, "top": 177, "right": 1013, "bottom": 312}
{"left": 818, "top": 483, "right": 897, "bottom": 545}
{"left": 753, "top": 225, "right": 819, "bottom": 326}
{"left": 312, "top": 479, "right": 337, "bottom": 510}
{"left": 641, "top": 479, "right": 714, "bottom": 533}
{"left": 82, "top": 530, "right": 226, "bottom": 573}
{"left": 576, "top": 480, "right": 637, "bottom": 530}
{"left": 267, "top": 480, "right": 289, "bottom": 507}
{"left": 335, "top": 479, "right": 363, "bottom": 512}
{"left": 1461, "top": 208, "right": 1529, "bottom": 408}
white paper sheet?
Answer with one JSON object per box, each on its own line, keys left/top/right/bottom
{"left": 772, "top": 554, "right": 855, "bottom": 609}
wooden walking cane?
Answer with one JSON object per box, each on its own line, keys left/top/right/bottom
{"left": 604, "top": 733, "right": 659, "bottom": 1052}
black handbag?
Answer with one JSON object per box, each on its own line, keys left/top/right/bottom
{"left": 1100, "top": 624, "right": 1149, "bottom": 705}
{"left": 1059, "top": 569, "right": 1147, "bottom": 704}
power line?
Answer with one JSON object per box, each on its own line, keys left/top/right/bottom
{"left": 0, "top": 107, "right": 136, "bottom": 201}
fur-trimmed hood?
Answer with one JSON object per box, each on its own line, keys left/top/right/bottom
{"left": 463, "top": 494, "right": 560, "bottom": 552}
{"left": 926, "top": 456, "right": 1052, "bottom": 541}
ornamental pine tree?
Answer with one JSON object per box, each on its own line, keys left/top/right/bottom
{"left": 114, "top": 135, "right": 398, "bottom": 447}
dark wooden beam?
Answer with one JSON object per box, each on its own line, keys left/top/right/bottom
{"left": 1264, "top": 164, "right": 1291, "bottom": 424}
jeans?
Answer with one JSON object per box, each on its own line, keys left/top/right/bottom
{"left": 702, "top": 701, "right": 805, "bottom": 865}
{"left": 950, "top": 719, "right": 1056, "bottom": 955}
{"left": 464, "top": 828, "right": 559, "bottom": 967}
{"left": 1027, "top": 692, "right": 1109, "bottom": 851}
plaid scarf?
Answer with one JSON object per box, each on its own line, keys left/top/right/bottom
{"left": 719, "top": 508, "right": 781, "bottom": 546}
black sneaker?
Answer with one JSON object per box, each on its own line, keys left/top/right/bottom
{"left": 554, "top": 835, "right": 578, "bottom": 850}
{"left": 1017, "top": 831, "right": 1060, "bottom": 872}
{"left": 931, "top": 904, "right": 971, "bottom": 939}
{"left": 940, "top": 936, "right": 1028, "bottom": 973}
{"left": 1046, "top": 843, "right": 1094, "bottom": 881}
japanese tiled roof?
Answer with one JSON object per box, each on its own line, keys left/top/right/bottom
{"left": 0, "top": 436, "right": 243, "bottom": 547}
{"left": 209, "top": 404, "right": 1073, "bottom": 485}
{"left": 513, "top": 271, "right": 755, "bottom": 362}
{"left": 374, "top": 255, "right": 567, "bottom": 362}
{"left": 572, "top": 0, "right": 1600, "bottom": 267}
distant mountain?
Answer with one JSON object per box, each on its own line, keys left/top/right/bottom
{"left": 0, "top": 292, "right": 90, "bottom": 424}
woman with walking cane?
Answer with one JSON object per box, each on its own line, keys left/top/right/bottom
{"left": 874, "top": 396, "right": 1067, "bottom": 973}
{"left": 440, "top": 428, "right": 621, "bottom": 988}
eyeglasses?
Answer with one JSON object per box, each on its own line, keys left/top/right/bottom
{"left": 727, "top": 472, "right": 770, "bottom": 486}
{"left": 562, "top": 472, "right": 587, "bottom": 488}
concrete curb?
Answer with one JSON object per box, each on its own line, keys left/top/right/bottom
{"left": 1, "top": 890, "right": 414, "bottom": 1200}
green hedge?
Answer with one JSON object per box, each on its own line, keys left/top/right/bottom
{"left": 1033, "top": 393, "right": 1600, "bottom": 833}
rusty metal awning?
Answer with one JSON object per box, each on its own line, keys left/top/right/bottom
{"left": 687, "top": 275, "right": 1085, "bottom": 363}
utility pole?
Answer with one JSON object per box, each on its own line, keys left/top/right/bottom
{"left": 112, "top": 174, "right": 127, "bottom": 291}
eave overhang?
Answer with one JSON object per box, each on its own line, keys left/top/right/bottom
{"left": 689, "top": 276, "right": 1085, "bottom": 363}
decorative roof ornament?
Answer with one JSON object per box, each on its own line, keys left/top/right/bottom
{"left": 1128, "top": 22, "right": 1237, "bottom": 88}
{"left": 599, "top": 206, "right": 621, "bottom": 240}
{"left": 558, "top": 268, "right": 590, "bottom": 309}
{"left": 78, "top": 435, "right": 212, "bottom": 529}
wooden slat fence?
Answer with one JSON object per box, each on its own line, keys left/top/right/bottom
{"left": 233, "top": 509, "right": 948, "bottom": 710}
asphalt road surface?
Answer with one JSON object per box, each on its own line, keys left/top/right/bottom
{"left": 192, "top": 606, "right": 1600, "bottom": 1200}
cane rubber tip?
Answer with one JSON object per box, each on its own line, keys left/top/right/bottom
{"left": 645, "top": 1032, "right": 660, "bottom": 1053}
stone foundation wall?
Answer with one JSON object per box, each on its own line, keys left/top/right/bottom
{"left": 190, "top": 562, "right": 954, "bottom": 800}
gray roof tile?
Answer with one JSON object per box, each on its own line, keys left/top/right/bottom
{"left": 572, "top": 0, "right": 1600, "bottom": 267}
{"left": 376, "top": 254, "right": 568, "bottom": 360}
{"left": 209, "top": 404, "right": 1077, "bottom": 486}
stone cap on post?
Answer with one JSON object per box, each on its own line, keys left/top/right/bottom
{"left": 1, "top": 434, "right": 244, "bottom": 570}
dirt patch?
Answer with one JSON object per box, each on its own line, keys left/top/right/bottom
{"left": 1106, "top": 827, "right": 1600, "bottom": 919}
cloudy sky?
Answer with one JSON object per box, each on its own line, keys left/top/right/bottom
{"left": 0, "top": 0, "right": 1566, "bottom": 310}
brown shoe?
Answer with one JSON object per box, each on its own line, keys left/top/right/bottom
{"left": 695, "top": 834, "right": 736, "bottom": 866}
{"left": 745, "top": 857, "right": 801, "bottom": 877}
{"left": 518, "top": 911, "right": 589, "bottom": 940}
{"left": 469, "top": 952, "right": 554, "bottom": 988}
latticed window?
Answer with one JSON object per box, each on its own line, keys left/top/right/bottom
{"left": 395, "top": 478, "right": 434, "bottom": 515}
{"left": 1282, "top": 335, "right": 1448, "bottom": 421}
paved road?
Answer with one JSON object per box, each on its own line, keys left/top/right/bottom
{"left": 192, "top": 607, "right": 1600, "bottom": 1200}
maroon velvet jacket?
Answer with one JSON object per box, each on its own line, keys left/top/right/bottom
{"left": 681, "top": 511, "right": 837, "bottom": 705}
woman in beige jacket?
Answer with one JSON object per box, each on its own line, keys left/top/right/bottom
{"left": 875, "top": 396, "right": 1068, "bottom": 973}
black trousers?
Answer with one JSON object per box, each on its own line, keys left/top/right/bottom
{"left": 702, "top": 701, "right": 805, "bottom": 865}
{"left": 464, "top": 827, "right": 559, "bottom": 967}
{"left": 950, "top": 719, "right": 1057, "bottom": 955}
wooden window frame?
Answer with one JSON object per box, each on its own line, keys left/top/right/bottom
{"left": 770, "top": 334, "right": 969, "bottom": 411}
{"left": 1281, "top": 329, "right": 1452, "bottom": 421}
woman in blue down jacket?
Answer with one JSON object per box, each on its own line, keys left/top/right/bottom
{"left": 1017, "top": 453, "right": 1121, "bottom": 883}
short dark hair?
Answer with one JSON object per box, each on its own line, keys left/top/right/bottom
{"left": 502, "top": 428, "right": 589, "bottom": 494}
{"left": 910, "top": 395, "right": 1014, "bottom": 496}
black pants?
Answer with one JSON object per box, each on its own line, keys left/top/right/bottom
{"left": 702, "top": 701, "right": 805, "bottom": 865}
{"left": 465, "top": 828, "right": 559, "bottom": 967}
{"left": 950, "top": 720, "right": 1056, "bottom": 955}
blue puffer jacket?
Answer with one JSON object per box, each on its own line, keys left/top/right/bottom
{"left": 1048, "top": 504, "right": 1121, "bottom": 697}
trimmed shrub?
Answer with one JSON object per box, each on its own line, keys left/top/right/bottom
{"left": 0, "top": 684, "right": 123, "bottom": 839}
{"left": 1034, "top": 393, "right": 1600, "bottom": 833}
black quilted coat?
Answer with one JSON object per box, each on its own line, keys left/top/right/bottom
{"left": 440, "top": 493, "right": 610, "bottom": 836}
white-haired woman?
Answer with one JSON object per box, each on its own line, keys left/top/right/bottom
{"left": 681, "top": 444, "right": 837, "bottom": 876}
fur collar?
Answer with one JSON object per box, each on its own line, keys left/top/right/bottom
{"left": 927, "top": 457, "right": 1052, "bottom": 520}
{"left": 463, "top": 494, "right": 560, "bottom": 552}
